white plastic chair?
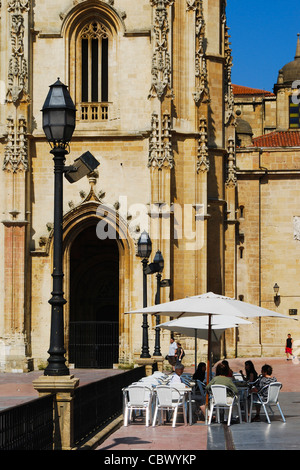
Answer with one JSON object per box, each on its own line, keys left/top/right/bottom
{"left": 208, "top": 385, "right": 242, "bottom": 426}
{"left": 152, "top": 385, "right": 187, "bottom": 427}
{"left": 249, "top": 382, "right": 285, "bottom": 424}
{"left": 123, "top": 385, "right": 153, "bottom": 427}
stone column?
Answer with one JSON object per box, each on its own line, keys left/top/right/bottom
{"left": 33, "top": 375, "right": 79, "bottom": 450}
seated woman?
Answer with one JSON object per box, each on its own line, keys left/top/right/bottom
{"left": 206, "top": 363, "right": 238, "bottom": 397}
{"left": 249, "top": 364, "right": 277, "bottom": 422}
{"left": 221, "top": 360, "right": 233, "bottom": 377}
{"left": 193, "top": 362, "right": 206, "bottom": 382}
{"left": 239, "top": 360, "right": 258, "bottom": 384}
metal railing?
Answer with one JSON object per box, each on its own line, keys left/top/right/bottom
{"left": 0, "top": 366, "right": 146, "bottom": 449}
{"left": 73, "top": 365, "right": 146, "bottom": 445}
{"left": 0, "top": 394, "right": 53, "bottom": 450}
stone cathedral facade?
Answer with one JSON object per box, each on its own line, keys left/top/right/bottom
{"left": 0, "top": 0, "right": 299, "bottom": 372}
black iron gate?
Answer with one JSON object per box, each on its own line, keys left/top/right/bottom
{"left": 69, "top": 321, "right": 119, "bottom": 368}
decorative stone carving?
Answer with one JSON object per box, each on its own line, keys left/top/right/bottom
{"left": 225, "top": 137, "right": 237, "bottom": 188}
{"left": 3, "top": 115, "right": 28, "bottom": 172}
{"left": 148, "top": 111, "right": 174, "bottom": 169}
{"left": 149, "top": 0, "right": 174, "bottom": 100}
{"left": 189, "top": 0, "right": 209, "bottom": 104}
{"left": 7, "top": 0, "right": 29, "bottom": 103}
{"left": 197, "top": 116, "right": 209, "bottom": 173}
{"left": 81, "top": 21, "right": 108, "bottom": 40}
{"left": 186, "top": 0, "right": 196, "bottom": 10}
{"left": 7, "top": 0, "right": 29, "bottom": 12}
{"left": 224, "top": 24, "right": 235, "bottom": 126}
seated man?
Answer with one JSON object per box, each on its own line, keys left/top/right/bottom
{"left": 169, "top": 363, "right": 185, "bottom": 384}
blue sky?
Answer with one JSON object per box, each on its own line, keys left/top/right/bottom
{"left": 226, "top": 0, "right": 300, "bottom": 92}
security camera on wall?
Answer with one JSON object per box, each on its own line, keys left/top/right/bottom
{"left": 64, "top": 151, "right": 100, "bottom": 183}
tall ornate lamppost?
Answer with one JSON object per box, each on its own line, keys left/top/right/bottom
{"left": 41, "top": 79, "right": 76, "bottom": 376}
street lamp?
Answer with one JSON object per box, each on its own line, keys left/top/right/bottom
{"left": 152, "top": 251, "right": 164, "bottom": 356}
{"left": 41, "top": 79, "right": 99, "bottom": 375}
{"left": 137, "top": 231, "right": 152, "bottom": 358}
{"left": 41, "top": 79, "right": 76, "bottom": 376}
{"left": 273, "top": 283, "right": 280, "bottom": 306}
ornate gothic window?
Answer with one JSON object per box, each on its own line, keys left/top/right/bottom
{"left": 78, "top": 21, "right": 110, "bottom": 122}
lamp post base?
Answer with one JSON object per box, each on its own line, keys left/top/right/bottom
{"left": 33, "top": 374, "right": 79, "bottom": 450}
{"left": 44, "top": 364, "right": 70, "bottom": 376}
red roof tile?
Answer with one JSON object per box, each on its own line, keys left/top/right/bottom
{"left": 251, "top": 131, "right": 300, "bottom": 147}
{"left": 233, "top": 84, "right": 275, "bottom": 97}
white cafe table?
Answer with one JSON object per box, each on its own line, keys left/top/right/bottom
{"left": 171, "top": 383, "right": 193, "bottom": 425}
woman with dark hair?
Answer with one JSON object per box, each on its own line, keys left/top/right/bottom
{"left": 249, "top": 364, "right": 277, "bottom": 422}
{"left": 206, "top": 362, "right": 238, "bottom": 397}
{"left": 239, "top": 360, "right": 258, "bottom": 384}
{"left": 221, "top": 360, "right": 233, "bottom": 377}
{"left": 193, "top": 362, "right": 206, "bottom": 382}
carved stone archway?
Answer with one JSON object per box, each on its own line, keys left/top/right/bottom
{"left": 62, "top": 195, "right": 134, "bottom": 367}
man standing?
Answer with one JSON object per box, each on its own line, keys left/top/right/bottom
{"left": 167, "top": 337, "right": 177, "bottom": 371}
{"left": 285, "top": 333, "right": 293, "bottom": 360}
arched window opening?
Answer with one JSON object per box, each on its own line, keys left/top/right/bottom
{"left": 79, "top": 21, "right": 110, "bottom": 122}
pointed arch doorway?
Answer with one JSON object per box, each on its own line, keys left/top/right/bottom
{"left": 69, "top": 224, "right": 119, "bottom": 368}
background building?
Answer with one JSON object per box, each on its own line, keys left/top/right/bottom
{"left": 232, "top": 35, "right": 300, "bottom": 357}
{"left": 0, "top": 0, "right": 299, "bottom": 372}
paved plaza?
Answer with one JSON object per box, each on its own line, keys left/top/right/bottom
{"left": 0, "top": 357, "right": 299, "bottom": 452}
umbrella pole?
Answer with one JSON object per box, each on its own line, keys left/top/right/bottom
{"left": 194, "top": 329, "right": 197, "bottom": 373}
{"left": 205, "top": 314, "right": 212, "bottom": 424}
{"left": 207, "top": 314, "right": 212, "bottom": 383}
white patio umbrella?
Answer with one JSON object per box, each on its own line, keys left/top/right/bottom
{"left": 126, "top": 292, "right": 295, "bottom": 384}
{"left": 126, "top": 291, "right": 290, "bottom": 319}
{"left": 157, "top": 315, "right": 252, "bottom": 375}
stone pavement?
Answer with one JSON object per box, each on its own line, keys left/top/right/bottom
{"left": 0, "top": 368, "right": 125, "bottom": 410}
{"left": 95, "top": 357, "right": 300, "bottom": 452}
{"left": 0, "top": 357, "right": 299, "bottom": 452}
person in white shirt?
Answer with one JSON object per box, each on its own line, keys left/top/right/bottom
{"left": 169, "top": 363, "right": 184, "bottom": 384}
{"left": 167, "top": 337, "right": 177, "bottom": 371}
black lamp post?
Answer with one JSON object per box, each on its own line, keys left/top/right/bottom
{"left": 137, "top": 231, "right": 152, "bottom": 358}
{"left": 41, "top": 79, "right": 76, "bottom": 376}
{"left": 153, "top": 251, "right": 164, "bottom": 356}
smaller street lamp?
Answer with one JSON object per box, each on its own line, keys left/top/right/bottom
{"left": 137, "top": 230, "right": 152, "bottom": 260}
{"left": 137, "top": 231, "right": 152, "bottom": 358}
{"left": 273, "top": 283, "right": 280, "bottom": 297}
{"left": 273, "top": 283, "right": 280, "bottom": 306}
{"left": 152, "top": 251, "right": 164, "bottom": 356}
